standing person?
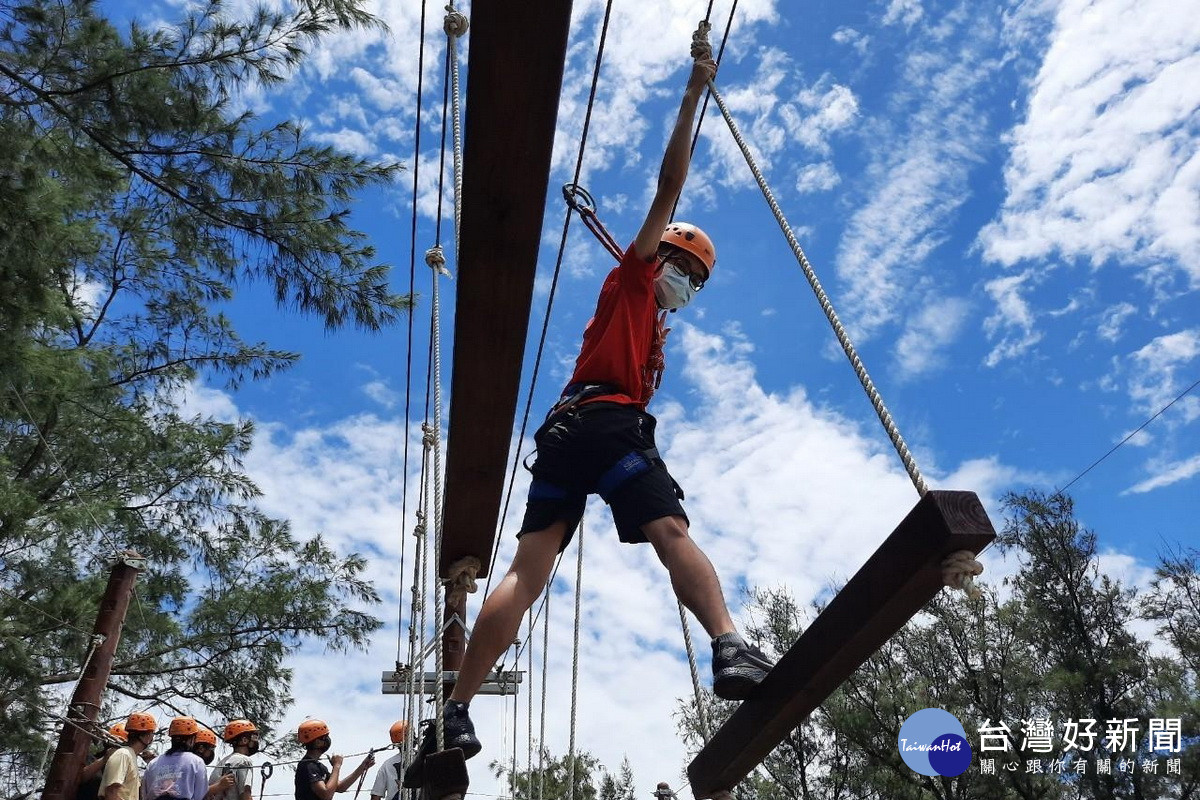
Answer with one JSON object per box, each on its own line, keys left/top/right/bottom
{"left": 210, "top": 720, "right": 258, "bottom": 800}
{"left": 191, "top": 729, "right": 218, "bottom": 766}
{"left": 141, "top": 717, "right": 209, "bottom": 800}
{"left": 101, "top": 713, "right": 156, "bottom": 800}
{"left": 293, "top": 720, "right": 374, "bottom": 800}
{"left": 76, "top": 724, "right": 126, "bottom": 800}
{"left": 367, "top": 722, "right": 409, "bottom": 800}
{"left": 405, "top": 49, "right": 773, "bottom": 782}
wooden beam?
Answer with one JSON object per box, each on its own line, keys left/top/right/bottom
{"left": 687, "top": 490, "right": 996, "bottom": 799}
{"left": 438, "top": 0, "right": 574, "bottom": 580}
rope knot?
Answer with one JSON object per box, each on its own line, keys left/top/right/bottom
{"left": 443, "top": 7, "right": 469, "bottom": 37}
{"left": 690, "top": 20, "right": 713, "bottom": 61}
{"left": 446, "top": 556, "right": 481, "bottom": 605}
{"left": 424, "top": 245, "right": 452, "bottom": 278}
{"left": 421, "top": 422, "right": 436, "bottom": 448}
{"left": 941, "top": 550, "right": 984, "bottom": 601}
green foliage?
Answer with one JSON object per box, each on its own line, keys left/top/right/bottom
{"left": 0, "top": 0, "right": 409, "bottom": 785}
{"left": 677, "top": 490, "right": 1198, "bottom": 800}
{"left": 491, "top": 748, "right": 602, "bottom": 800}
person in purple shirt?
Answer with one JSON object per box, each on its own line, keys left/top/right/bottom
{"left": 141, "top": 717, "right": 210, "bottom": 800}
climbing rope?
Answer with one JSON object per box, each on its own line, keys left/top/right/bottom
{"left": 692, "top": 24, "right": 991, "bottom": 598}
{"left": 537, "top": 586, "right": 550, "bottom": 800}
{"left": 426, "top": 247, "right": 449, "bottom": 751}
{"left": 566, "top": 518, "right": 584, "bottom": 800}
{"left": 694, "top": 23, "right": 929, "bottom": 499}
{"left": 676, "top": 601, "right": 712, "bottom": 741}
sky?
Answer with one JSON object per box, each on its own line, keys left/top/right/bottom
{"left": 97, "top": 0, "right": 1198, "bottom": 796}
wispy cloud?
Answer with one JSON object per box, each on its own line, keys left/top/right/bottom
{"left": 979, "top": 0, "right": 1200, "bottom": 283}
{"left": 1124, "top": 453, "right": 1200, "bottom": 494}
{"left": 835, "top": 2, "right": 1002, "bottom": 344}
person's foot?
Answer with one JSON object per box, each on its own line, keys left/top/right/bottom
{"left": 401, "top": 703, "right": 482, "bottom": 788}
{"left": 711, "top": 632, "right": 774, "bottom": 700}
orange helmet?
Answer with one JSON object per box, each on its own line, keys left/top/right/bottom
{"left": 169, "top": 717, "right": 200, "bottom": 736}
{"left": 108, "top": 722, "right": 128, "bottom": 742}
{"left": 388, "top": 720, "right": 409, "bottom": 743}
{"left": 223, "top": 719, "right": 257, "bottom": 742}
{"left": 297, "top": 719, "right": 330, "bottom": 745}
{"left": 660, "top": 223, "right": 715, "bottom": 277}
{"left": 194, "top": 728, "right": 218, "bottom": 747}
{"left": 125, "top": 712, "right": 157, "bottom": 733}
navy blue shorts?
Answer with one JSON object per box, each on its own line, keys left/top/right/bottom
{"left": 520, "top": 402, "right": 687, "bottom": 551}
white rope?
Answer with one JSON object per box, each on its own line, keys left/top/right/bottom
{"left": 537, "top": 588, "right": 550, "bottom": 800}
{"left": 525, "top": 610, "right": 533, "bottom": 788}
{"left": 566, "top": 519, "right": 584, "bottom": 800}
{"left": 426, "top": 246, "right": 449, "bottom": 751}
{"left": 444, "top": 6, "right": 468, "bottom": 258}
{"left": 692, "top": 29, "right": 928, "bottom": 498}
{"left": 691, "top": 23, "right": 996, "bottom": 603}
{"left": 676, "top": 601, "right": 712, "bottom": 742}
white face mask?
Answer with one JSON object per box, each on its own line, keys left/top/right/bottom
{"left": 654, "top": 265, "right": 696, "bottom": 310}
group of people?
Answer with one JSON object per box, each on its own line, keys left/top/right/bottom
{"left": 82, "top": 714, "right": 400, "bottom": 800}
{"left": 82, "top": 713, "right": 260, "bottom": 800}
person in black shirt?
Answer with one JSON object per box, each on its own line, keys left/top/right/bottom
{"left": 293, "top": 720, "right": 374, "bottom": 800}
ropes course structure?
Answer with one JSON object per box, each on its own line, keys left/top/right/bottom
{"left": 388, "top": 1, "right": 995, "bottom": 799}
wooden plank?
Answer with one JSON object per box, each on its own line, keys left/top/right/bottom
{"left": 438, "top": 0, "right": 574, "bottom": 580}
{"left": 687, "top": 489, "right": 996, "bottom": 799}
{"left": 421, "top": 748, "right": 468, "bottom": 800}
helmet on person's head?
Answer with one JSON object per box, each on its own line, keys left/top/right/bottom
{"left": 660, "top": 223, "right": 715, "bottom": 277}
{"left": 388, "top": 720, "right": 409, "bottom": 744}
{"left": 169, "top": 717, "right": 199, "bottom": 736}
{"left": 223, "top": 720, "right": 257, "bottom": 742}
{"left": 297, "top": 719, "right": 330, "bottom": 745}
{"left": 652, "top": 783, "right": 676, "bottom": 799}
{"left": 108, "top": 722, "right": 128, "bottom": 742}
{"left": 194, "top": 728, "right": 218, "bottom": 747}
{"left": 125, "top": 712, "right": 157, "bottom": 733}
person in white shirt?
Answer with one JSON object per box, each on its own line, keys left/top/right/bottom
{"left": 210, "top": 720, "right": 259, "bottom": 800}
{"left": 368, "top": 722, "right": 409, "bottom": 800}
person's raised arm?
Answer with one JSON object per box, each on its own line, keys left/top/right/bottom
{"left": 633, "top": 56, "right": 717, "bottom": 262}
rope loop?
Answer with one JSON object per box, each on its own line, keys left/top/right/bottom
{"left": 443, "top": 7, "right": 469, "bottom": 37}
{"left": 691, "top": 19, "right": 713, "bottom": 61}
{"left": 941, "top": 550, "right": 984, "bottom": 600}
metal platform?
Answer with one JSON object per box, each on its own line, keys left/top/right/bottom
{"left": 381, "top": 669, "right": 524, "bottom": 697}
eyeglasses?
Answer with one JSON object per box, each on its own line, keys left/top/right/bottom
{"left": 662, "top": 253, "right": 706, "bottom": 292}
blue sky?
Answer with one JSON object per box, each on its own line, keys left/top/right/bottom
{"left": 103, "top": 0, "right": 1198, "bottom": 795}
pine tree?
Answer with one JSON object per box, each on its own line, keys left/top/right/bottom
{"left": 0, "top": 0, "right": 408, "bottom": 782}
{"left": 676, "top": 491, "right": 1197, "bottom": 799}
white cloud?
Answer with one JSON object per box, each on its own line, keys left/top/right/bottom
{"left": 795, "top": 162, "right": 840, "bottom": 193}
{"left": 883, "top": 0, "right": 925, "bottom": 29}
{"left": 979, "top": 0, "right": 1200, "bottom": 286}
{"left": 1124, "top": 453, "right": 1200, "bottom": 494}
{"left": 894, "top": 296, "right": 971, "bottom": 378}
{"left": 312, "top": 128, "right": 376, "bottom": 157}
{"left": 835, "top": 6, "right": 1002, "bottom": 342}
{"left": 1127, "top": 328, "right": 1200, "bottom": 421}
{"left": 832, "top": 27, "right": 870, "bottom": 56}
{"left": 1097, "top": 301, "right": 1138, "bottom": 342}
{"left": 362, "top": 380, "right": 399, "bottom": 409}
{"left": 983, "top": 271, "right": 1044, "bottom": 366}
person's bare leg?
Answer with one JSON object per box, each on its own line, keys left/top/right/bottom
{"left": 449, "top": 524, "right": 564, "bottom": 703}
{"left": 641, "top": 515, "right": 735, "bottom": 637}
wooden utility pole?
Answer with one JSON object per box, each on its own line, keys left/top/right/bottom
{"left": 41, "top": 552, "right": 144, "bottom": 800}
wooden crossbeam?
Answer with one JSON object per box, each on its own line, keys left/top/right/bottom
{"left": 438, "top": 0, "right": 574, "bottom": 579}
{"left": 687, "top": 489, "right": 996, "bottom": 799}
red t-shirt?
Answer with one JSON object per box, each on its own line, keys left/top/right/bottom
{"left": 567, "top": 244, "right": 669, "bottom": 410}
